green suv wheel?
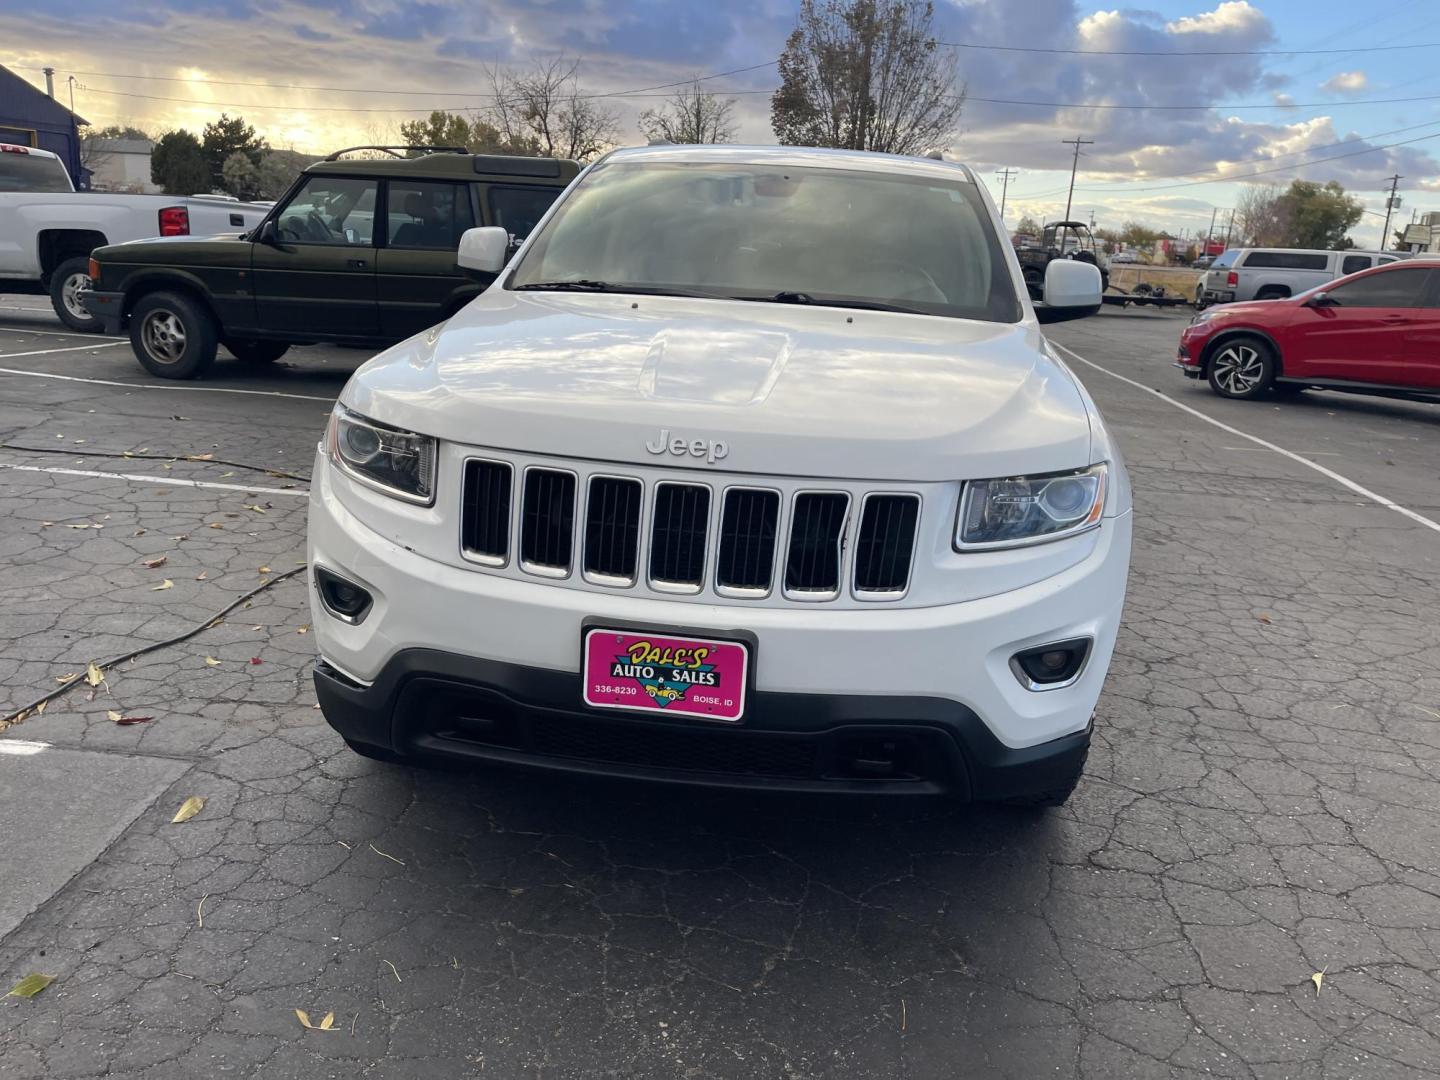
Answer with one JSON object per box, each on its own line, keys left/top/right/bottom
{"left": 224, "top": 338, "right": 290, "bottom": 364}
{"left": 130, "top": 291, "right": 218, "bottom": 380}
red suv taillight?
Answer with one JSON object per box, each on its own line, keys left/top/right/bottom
{"left": 158, "top": 206, "right": 190, "bottom": 236}
{"left": 1226, "top": 270, "right": 1238, "bottom": 287}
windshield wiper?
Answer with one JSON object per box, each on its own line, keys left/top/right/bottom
{"left": 513, "top": 280, "right": 724, "bottom": 300}
{"left": 733, "top": 292, "right": 930, "bottom": 316}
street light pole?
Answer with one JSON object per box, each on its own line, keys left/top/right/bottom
{"left": 994, "top": 168, "right": 1018, "bottom": 220}
{"left": 1380, "top": 174, "right": 1403, "bottom": 251}
{"left": 1060, "top": 137, "right": 1094, "bottom": 224}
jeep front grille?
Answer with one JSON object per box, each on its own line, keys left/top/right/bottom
{"left": 520, "top": 468, "right": 576, "bottom": 576}
{"left": 459, "top": 456, "right": 920, "bottom": 603}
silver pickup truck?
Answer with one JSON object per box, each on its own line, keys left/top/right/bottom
{"left": 1198, "top": 247, "right": 1404, "bottom": 307}
{"left": 0, "top": 143, "right": 269, "bottom": 331}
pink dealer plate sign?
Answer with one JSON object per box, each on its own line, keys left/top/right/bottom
{"left": 582, "top": 628, "right": 749, "bottom": 722}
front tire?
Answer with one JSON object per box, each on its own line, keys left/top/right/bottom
{"left": 1207, "top": 335, "right": 1277, "bottom": 399}
{"left": 224, "top": 338, "right": 290, "bottom": 364}
{"left": 129, "top": 291, "right": 218, "bottom": 380}
{"left": 50, "top": 256, "right": 101, "bottom": 332}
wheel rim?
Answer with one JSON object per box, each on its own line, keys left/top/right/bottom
{"left": 1212, "top": 344, "right": 1264, "bottom": 395}
{"left": 141, "top": 310, "right": 187, "bottom": 365}
{"left": 62, "top": 272, "right": 92, "bottom": 320}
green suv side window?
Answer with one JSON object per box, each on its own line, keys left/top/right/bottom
{"left": 386, "top": 181, "right": 476, "bottom": 250}
{"left": 487, "top": 185, "right": 562, "bottom": 243}
{"left": 277, "top": 177, "right": 377, "bottom": 245}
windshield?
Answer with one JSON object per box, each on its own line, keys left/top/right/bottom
{"left": 1210, "top": 249, "right": 1242, "bottom": 269}
{"left": 0, "top": 147, "right": 72, "bottom": 193}
{"left": 510, "top": 161, "right": 1021, "bottom": 323}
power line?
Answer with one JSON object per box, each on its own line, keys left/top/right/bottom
{"left": 966, "top": 90, "right": 1440, "bottom": 112}
{"left": 939, "top": 38, "right": 1440, "bottom": 56}
{"left": 62, "top": 61, "right": 778, "bottom": 100}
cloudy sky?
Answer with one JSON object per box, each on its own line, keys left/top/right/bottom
{"left": 4, "top": 0, "right": 1438, "bottom": 246}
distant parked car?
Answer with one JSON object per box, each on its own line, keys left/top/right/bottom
{"left": 1196, "top": 247, "right": 1403, "bottom": 308}
{"left": 1176, "top": 258, "right": 1440, "bottom": 401}
{"left": 1110, "top": 251, "right": 1142, "bottom": 264}
{"left": 1192, "top": 254, "right": 1216, "bottom": 270}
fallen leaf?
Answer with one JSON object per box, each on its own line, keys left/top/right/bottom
{"left": 220, "top": 471, "right": 235, "bottom": 478}
{"left": 204, "top": 656, "right": 221, "bottom": 667}
{"left": 65, "top": 522, "right": 102, "bottom": 530}
{"left": 35, "top": 700, "right": 45, "bottom": 715}
{"left": 195, "top": 571, "right": 208, "bottom": 581}
{"left": 244, "top": 505, "right": 266, "bottom": 514}
{"left": 6, "top": 974, "right": 55, "bottom": 999}
{"left": 1312, "top": 969, "right": 1325, "bottom": 995}
{"left": 171, "top": 796, "right": 206, "bottom": 824}
{"left": 250, "top": 657, "right": 263, "bottom": 666}
{"left": 296, "top": 625, "right": 310, "bottom": 635}
{"left": 169, "top": 535, "right": 189, "bottom": 542}
{"left": 56, "top": 673, "right": 78, "bottom": 684}
{"left": 171, "top": 415, "right": 189, "bottom": 421}
{"left": 188, "top": 453, "right": 214, "bottom": 461}
{"left": 207, "top": 522, "right": 224, "bottom": 530}
{"left": 250, "top": 625, "right": 262, "bottom": 631}
{"left": 85, "top": 662, "right": 104, "bottom": 687}
{"left": 258, "top": 566, "right": 271, "bottom": 574}
{"left": 41, "top": 521, "right": 55, "bottom": 527}
{"left": 295, "top": 1008, "right": 339, "bottom": 1031}
{"left": 106, "top": 710, "right": 122, "bottom": 722}
{"left": 1257, "top": 612, "right": 1272, "bottom": 624}
{"left": 151, "top": 579, "right": 174, "bottom": 591}
{"left": 132, "top": 529, "right": 146, "bottom": 537}
{"left": 115, "top": 716, "right": 153, "bottom": 726}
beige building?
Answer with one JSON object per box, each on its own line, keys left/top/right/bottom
{"left": 86, "top": 138, "right": 158, "bottom": 193}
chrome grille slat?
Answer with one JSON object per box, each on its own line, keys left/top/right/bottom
{"left": 584, "top": 476, "right": 642, "bottom": 584}
{"left": 784, "top": 492, "right": 849, "bottom": 599}
{"left": 460, "top": 459, "right": 512, "bottom": 566}
{"left": 716, "top": 488, "right": 779, "bottom": 596}
{"left": 649, "top": 482, "right": 710, "bottom": 589}
{"left": 854, "top": 493, "right": 920, "bottom": 596}
{"left": 520, "top": 468, "right": 576, "bottom": 575}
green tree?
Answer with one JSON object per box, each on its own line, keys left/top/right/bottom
{"left": 220, "top": 150, "right": 261, "bottom": 200}
{"left": 1014, "top": 214, "right": 1043, "bottom": 237}
{"left": 255, "top": 151, "right": 303, "bottom": 200}
{"left": 1279, "top": 180, "right": 1362, "bottom": 249}
{"left": 771, "top": 0, "right": 964, "bottom": 155}
{"left": 1119, "top": 221, "right": 1162, "bottom": 248}
{"left": 150, "top": 130, "right": 210, "bottom": 195}
{"left": 398, "top": 110, "right": 474, "bottom": 150}
{"left": 202, "top": 114, "right": 265, "bottom": 189}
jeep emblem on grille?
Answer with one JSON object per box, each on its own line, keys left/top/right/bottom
{"left": 645, "top": 429, "right": 729, "bottom": 465}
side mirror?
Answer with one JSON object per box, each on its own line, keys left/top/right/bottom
{"left": 1034, "top": 259, "right": 1103, "bottom": 323}
{"left": 457, "top": 226, "right": 510, "bottom": 274}
{"left": 1304, "top": 291, "right": 1333, "bottom": 308}
{"left": 254, "top": 219, "right": 279, "bottom": 245}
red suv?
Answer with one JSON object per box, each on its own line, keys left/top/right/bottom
{"left": 1176, "top": 259, "right": 1440, "bottom": 401}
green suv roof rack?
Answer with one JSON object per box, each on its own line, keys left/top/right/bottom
{"left": 322, "top": 145, "right": 468, "bottom": 161}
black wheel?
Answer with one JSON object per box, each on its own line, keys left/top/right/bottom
{"left": 1194, "top": 285, "right": 1207, "bottom": 311}
{"left": 49, "top": 256, "right": 101, "bottom": 332}
{"left": 129, "top": 291, "right": 218, "bottom": 380}
{"left": 224, "top": 338, "right": 290, "bottom": 364}
{"left": 1206, "top": 335, "right": 1277, "bottom": 400}
{"left": 1001, "top": 749, "right": 1087, "bottom": 808}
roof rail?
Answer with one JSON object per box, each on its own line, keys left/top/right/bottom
{"left": 322, "top": 145, "right": 469, "bottom": 162}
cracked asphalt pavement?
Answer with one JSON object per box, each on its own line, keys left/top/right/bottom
{"left": 2, "top": 297, "right": 1440, "bottom": 1078}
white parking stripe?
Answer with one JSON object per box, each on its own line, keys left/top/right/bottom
{"left": 0, "top": 363, "right": 334, "bottom": 403}
{"left": 0, "top": 462, "right": 309, "bottom": 497}
{"left": 0, "top": 342, "right": 127, "bottom": 359}
{"left": 0, "top": 325, "right": 107, "bottom": 340}
{"left": 1051, "top": 341, "right": 1440, "bottom": 536}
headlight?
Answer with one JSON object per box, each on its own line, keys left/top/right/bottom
{"left": 328, "top": 405, "right": 436, "bottom": 504}
{"left": 1190, "top": 310, "right": 1219, "bottom": 325}
{"left": 956, "top": 464, "right": 1107, "bottom": 550}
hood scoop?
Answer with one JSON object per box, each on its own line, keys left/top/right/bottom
{"left": 638, "top": 327, "right": 791, "bottom": 406}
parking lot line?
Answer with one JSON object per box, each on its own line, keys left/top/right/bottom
{"left": 0, "top": 364, "right": 334, "bottom": 402}
{"left": 0, "top": 342, "right": 128, "bottom": 360}
{"left": 1051, "top": 341, "right": 1440, "bottom": 536}
{"left": 0, "top": 462, "right": 309, "bottom": 497}
{"left": 0, "top": 325, "right": 107, "bottom": 340}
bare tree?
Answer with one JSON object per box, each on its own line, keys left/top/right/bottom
{"left": 486, "top": 57, "right": 619, "bottom": 161}
{"left": 1235, "top": 183, "right": 1289, "bottom": 247}
{"left": 771, "top": 0, "right": 964, "bottom": 155}
{"left": 638, "top": 81, "right": 738, "bottom": 144}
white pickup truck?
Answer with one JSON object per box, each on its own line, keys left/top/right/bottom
{"left": 0, "top": 143, "right": 269, "bottom": 331}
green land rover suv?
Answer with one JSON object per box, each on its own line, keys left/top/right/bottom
{"left": 84, "top": 147, "right": 579, "bottom": 379}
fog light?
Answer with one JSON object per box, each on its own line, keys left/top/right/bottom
{"left": 1011, "top": 639, "right": 1091, "bottom": 690}
{"left": 315, "top": 567, "right": 373, "bottom": 624}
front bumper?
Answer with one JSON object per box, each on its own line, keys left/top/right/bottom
{"left": 308, "top": 457, "right": 1131, "bottom": 796}
{"left": 82, "top": 289, "right": 125, "bottom": 334}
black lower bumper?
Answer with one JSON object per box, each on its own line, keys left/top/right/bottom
{"left": 314, "top": 649, "right": 1091, "bottom": 800}
{"left": 82, "top": 289, "right": 125, "bottom": 334}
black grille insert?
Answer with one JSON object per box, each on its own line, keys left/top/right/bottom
{"left": 854, "top": 494, "right": 920, "bottom": 594}
{"left": 716, "top": 488, "right": 780, "bottom": 594}
{"left": 460, "top": 460, "right": 512, "bottom": 564}
{"left": 584, "top": 476, "right": 643, "bottom": 582}
{"left": 785, "top": 493, "right": 849, "bottom": 595}
{"left": 520, "top": 468, "right": 576, "bottom": 573}
{"left": 649, "top": 483, "right": 710, "bottom": 587}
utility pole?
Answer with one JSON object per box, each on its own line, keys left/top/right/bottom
{"left": 1205, "top": 207, "right": 1218, "bottom": 252}
{"left": 1380, "top": 174, "right": 1403, "bottom": 251}
{"left": 1061, "top": 137, "right": 1093, "bottom": 224}
{"left": 1221, "top": 208, "right": 1236, "bottom": 251}
{"left": 994, "top": 168, "right": 1018, "bottom": 220}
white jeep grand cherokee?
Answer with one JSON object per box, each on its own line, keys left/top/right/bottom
{"left": 308, "top": 145, "right": 1131, "bottom": 805}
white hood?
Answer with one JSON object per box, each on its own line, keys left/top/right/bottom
{"left": 343, "top": 290, "right": 1094, "bottom": 482}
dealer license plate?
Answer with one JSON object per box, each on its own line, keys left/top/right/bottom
{"left": 582, "top": 628, "right": 749, "bottom": 723}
